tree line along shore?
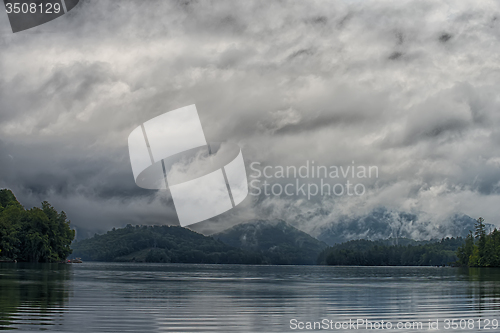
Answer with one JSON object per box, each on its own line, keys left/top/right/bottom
{"left": 0, "top": 189, "right": 499, "bottom": 267}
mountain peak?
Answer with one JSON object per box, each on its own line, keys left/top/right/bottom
{"left": 315, "top": 209, "right": 491, "bottom": 245}
{"left": 213, "top": 220, "right": 327, "bottom": 265}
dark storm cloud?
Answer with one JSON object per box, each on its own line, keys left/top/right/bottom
{"left": 1, "top": 0, "right": 500, "bottom": 235}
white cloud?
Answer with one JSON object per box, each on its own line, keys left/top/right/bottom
{"left": 1, "top": 0, "right": 500, "bottom": 234}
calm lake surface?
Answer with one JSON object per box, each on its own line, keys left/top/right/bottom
{"left": 0, "top": 263, "right": 499, "bottom": 332}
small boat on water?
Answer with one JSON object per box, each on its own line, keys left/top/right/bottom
{"left": 67, "top": 258, "right": 83, "bottom": 263}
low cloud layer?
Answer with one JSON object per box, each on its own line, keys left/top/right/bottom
{"left": 1, "top": 0, "right": 500, "bottom": 236}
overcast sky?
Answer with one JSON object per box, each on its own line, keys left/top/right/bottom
{"left": 1, "top": 0, "right": 500, "bottom": 236}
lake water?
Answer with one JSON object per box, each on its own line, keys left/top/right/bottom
{"left": 0, "top": 263, "right": 499, "bottom": 332}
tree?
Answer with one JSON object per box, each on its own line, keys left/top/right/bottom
{"left": 0, "top": 189, "right": 75, "bottom": 262}
{"left": 457, "top": 231, "right": 474, "bottom": 266}
{"left": 456, "top": 218, "right": 500, "bottom": 267}
{"left": 474, "top": 217, "right": 487, "bottom": 265}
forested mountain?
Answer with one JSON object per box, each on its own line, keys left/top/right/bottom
{"left": 213, "top": 220, "right": 328, "bottom": 265}
{"left": 315, "top": 208, "right": 490, "bottom": 245}
{"left": 4, "top": 187, "right": 497, "bottom": 267}
{"left": 318, "top": 237, "right": 464, "bottom": 266}
{"left": 71, "top": 224, "right": 263, "bottom": 264}
{"left": 0, "top": 189, "right": 75, "bottom": 262}
{"left": 72, "top": 221, "right": 328, "bottom": 265}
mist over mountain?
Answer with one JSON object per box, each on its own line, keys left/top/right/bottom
{"left": 2, "top": 1, "right": 500, "bottom": 234}
{"left": 313, "top": 208, "right": 490, "bottom": 245}
{"left": 213, "top": 220, "right": 328, "bottom": 265}
{"left": 72, "top": 207, "right": 489, "bottom": 249}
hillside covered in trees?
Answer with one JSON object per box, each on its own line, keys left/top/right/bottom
{"left": 318, "top": 237, "right": 464, "bottom": 266}
{"left": 213, "top": 220, "right": 328, "bottom": 265}
{"left": 456, "top": 217, "right": 500, "bottom": 267}
{"left": 72, "top": 222, "right": 328, "bottom": 265}
{"left": 0, "top": 189, "right": 75, "bottom": 262}
{"left": 71, "top": 224, "right": 266, "bottom": 264}
{"left": 3, "top": 186, "right": 497, "bottom": 268}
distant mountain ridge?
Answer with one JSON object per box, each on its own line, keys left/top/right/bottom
{"left": 213, "top": 220, "right": 328, "bottom": 265}
{"left": 71, "top": 210, "right": 487, "bottom": 265}
{"left": 313, "top": 208, "right": 491, "bottom": 245}
{"left": 71, "top": 222, "right": 327, "bottom": 265}
{"left": 71, "top": 224, "right": 263, "bottom": 264}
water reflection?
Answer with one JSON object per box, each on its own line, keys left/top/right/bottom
{"left": 0, "top": 263, "right": 72, "bottom": 329}
{"left": 457, "top": 267, "right": 500, "bottom": 312}
{"left": 1, "top": 264, "right": 500, "bottom": 332}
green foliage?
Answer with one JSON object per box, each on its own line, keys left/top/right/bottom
{"left": 0, "top": 189, "right": 75, "bottom": 262}
{"left": 319, "top": 237, "right": 463, "bottom": 266}
{"left": 456, "top": 217, "right": 500, "bottom": 267}
{"left": 71, "top": 224, "right": 265, "bottom": 264}
{"left": 456, "top": 232, "right": 474, "bottom": 266}
{"left": 145, "top": 248, "right": 170, "bottom": 263}
{"left": 214, "top": 220, "right": 328, "bottom": 265}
